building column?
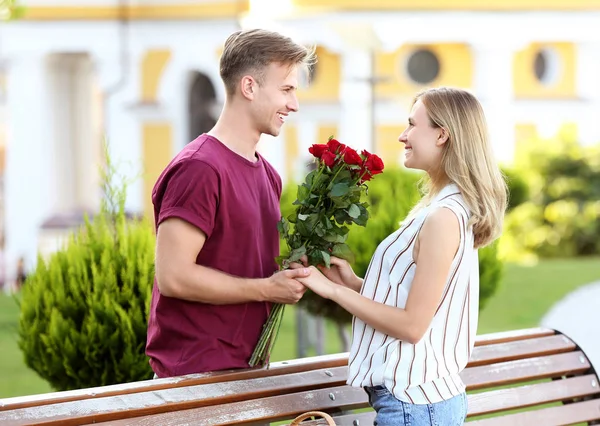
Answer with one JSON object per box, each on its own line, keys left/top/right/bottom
{"left": 135, "top": 49, "right": 174, "bottom": 219}
{"left": 4, "top": 54, "right": 54, "bottom": 271}
{"left": 471, "top": 42, "right": 519, "bottom": 164}
{"left": 96, "top": 50, "right": 144, "bottom": 215}
{"left": 338, "top": 47, "right": 375, "bottom": 153}
{"left": 576, "top": 41, "right": 600, "bottom": 146}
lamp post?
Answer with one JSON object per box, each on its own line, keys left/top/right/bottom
{"left": 331, "top": 23, "right": 391, "bottom": 153}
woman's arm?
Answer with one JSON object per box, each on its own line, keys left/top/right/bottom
{"left": 299, "top": 207, "right": 460, "bottom": 344}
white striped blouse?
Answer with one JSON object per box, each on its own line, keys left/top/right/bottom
{"left": 347, "top": 183, "right": 479, "bottom": 404}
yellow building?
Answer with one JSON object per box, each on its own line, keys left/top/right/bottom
{"left": 0, "top": 0, "right": 599, "bottom": 270}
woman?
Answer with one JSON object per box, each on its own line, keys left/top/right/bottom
{"left": 293, "top": 87, "right": 507, "bottom": 425}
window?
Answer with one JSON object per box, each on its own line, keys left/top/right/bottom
{"left": 533, "top": 48, "right": 561, "bottom": 86}
{"left": 405, "top": 49, "right": 440, "bottom": 84}
{"left": 188, "top": 71, "right": 217, "bottom": 141}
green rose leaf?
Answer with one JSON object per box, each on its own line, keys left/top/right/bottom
{"left": 331, "top": 196, "right": 352, "bottom": 209}
{"left": 315, "top": 226, "right": 326, "bottom": 237}
{"left": 304, "top": 214, "right": 320, "bottom": 230}
{"left": 288, "top": 245, "right": 307, "bottom": 263}
{"left": 348, "top": 204, "right": 361, "bottom": 219}
{"left": 330, "top": 183, "right": 350, "bottom": 197}
{"left": 332, "top": 243, "right": 355, "bottom": 263}
{"left": 323, "top": 232, "right": 346, "bottom": 243}
{"left": 297, "top": 185, "right": 310, "bottom": 202}
{"left": 295, "top": 220, "right": 311, "bottom": 237}
{"left": 304, "top": 170, "right": 317, "bottom": 186}
{"left": 320, "top": 250, "right": 331, "bottom": 268}
{"left": 277, "top": 218, "right": 289, "bottom": 236}
{"left": 334, "top": 169, "right": 352, "bottom": 183}
{"left": 307, "top": 248, "right": 323, "bottom": 266}
{"left": 333, "top": 225, "right": 349, "bottom": 236}
{"left": 353, "top": 204, "right": 369, "bottom": 226}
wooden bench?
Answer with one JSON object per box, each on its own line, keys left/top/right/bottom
{"left": 1, "top": 327, "right": 599, "bottom": 425}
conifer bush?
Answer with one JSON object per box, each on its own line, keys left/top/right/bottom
{"left": 17, "top": 147, "right": 155, "bottom": 391}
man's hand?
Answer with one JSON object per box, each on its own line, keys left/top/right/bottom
{"left": 263, "top": 268, "right": 311, "bottom": 304}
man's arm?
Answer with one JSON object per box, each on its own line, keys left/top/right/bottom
{"left": 155, "top": 217, "right": 310, "bottom": 304}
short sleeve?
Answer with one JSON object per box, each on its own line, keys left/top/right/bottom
{"left": 262, "top": 158, "right": 282, "bottom": 199}
{"left": 156, "top": 160, "right": 219, "bottom": 239}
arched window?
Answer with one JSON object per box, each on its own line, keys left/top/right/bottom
{"left": 533, "top": 48, "right": 561, "bottom": 86}
{"left": 188, "top": 71, "right": 217, "bottom": 141}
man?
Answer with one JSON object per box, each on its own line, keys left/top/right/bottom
{"left": 146, "top": 29, "right": 316, "bottom": 378}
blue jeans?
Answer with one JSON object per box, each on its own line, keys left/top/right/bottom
{"left": 365, "top": 385, "right": 467, "bottom": 425}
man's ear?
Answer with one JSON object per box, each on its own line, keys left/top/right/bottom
{"left": 240, "top": 75, "right": 255, "bottom": 100}
{"left": 436, "top": 128, "right": 449, "bottom": 146}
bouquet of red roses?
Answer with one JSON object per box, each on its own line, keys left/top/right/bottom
{"left": 249, "top": 137, "right": 384, "bottom": 367}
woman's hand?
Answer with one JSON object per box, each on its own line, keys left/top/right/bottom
{"left": 293, "top": 266, "right": 339, "bottom": 300}
{"left": 290, "top": 256, "right": 362, "bottom": 292}
{"left": 322, "top": 256, "right": 362, "bottom": 292}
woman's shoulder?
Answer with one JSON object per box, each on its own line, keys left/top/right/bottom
{"left": 432, "top": 183, "right": 470, "bottom": 218}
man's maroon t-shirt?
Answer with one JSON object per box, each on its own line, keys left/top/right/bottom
{"left": 146, "top": 134, "right": 282, "bottom": 377}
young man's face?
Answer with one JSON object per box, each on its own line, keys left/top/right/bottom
{"left": 251, "top": 62, "right": 300, "bottom": 137}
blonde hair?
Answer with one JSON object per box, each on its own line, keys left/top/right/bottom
{"left": 410, "top": 87, "right": 507, "bottom": 248}
{"left": 220, "top": 29, "right": 316, "bottom": 96}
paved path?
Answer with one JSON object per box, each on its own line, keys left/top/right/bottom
{"left": 541, "top": 280, "right": 600, "bottom": 374}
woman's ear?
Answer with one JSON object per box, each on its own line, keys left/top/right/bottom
{"left": 240, "top": 75, "right": 255, "bottom": 100}
{"left": 436, "top": 128, "right": 449, "bottom": 146}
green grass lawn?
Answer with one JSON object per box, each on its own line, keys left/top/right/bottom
{"left": 1, "top": 257, "right": 599, "bottom": 399}
{"left": 0, "top": 293, "right": 52, "bottom": 398}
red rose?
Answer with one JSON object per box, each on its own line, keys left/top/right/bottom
{"left": 343, "top": 148, "right": 362, "bottom": 166}
{"left": 359, "top": 168, "right": 372, "bottom": 183}
{"left": 364, "top": 153, "right": 385, "bottom": 176}
{"left": 322, "top": 151, "right": 337, "bottom": 168}
{"left": 327, "top": 138, "right": 347, "bottom": 155}
{"left": 308, "top": 143, "right": 328, "bottom": 159}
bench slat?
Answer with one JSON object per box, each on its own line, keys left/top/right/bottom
{"left": 463, "top": 351, "right": 591, "bottom": 390}
{"left": 288, "top": 374, "right": 600, "bottom": 425}
{"left": 0, "top": 328, "right": 552, "bottom": 412}
{"left": 90, "top": 353, "right": 596, "bottom": 426}
{"left": 468, "top": 334, "right": 575, "bottom": 367}
{"left": 469, "top": 399, "right": 600, "bottom": 426}
{"left": 0, "top": 367, "right": 349, "bottom": 426}
{"left": 97, "top": 385, "right": 369, "bottom": 426}
{"left": 473, "top": 327, "right": 554, "bottom": 347}
{"left": 467, "top": 374, "right": 600, "bottom": 416}
{"left": 0, "top": 354, "right": 349, "bottom": 413}
{"left": 1, "top": 351, "right": 591, "bottom": 425}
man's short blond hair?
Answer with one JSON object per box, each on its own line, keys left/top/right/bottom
{"left": 220, "top": 29, "right": 316, "bottom": 96}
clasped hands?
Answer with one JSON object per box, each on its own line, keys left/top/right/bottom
{"left": 266, "top": 255, "right": 360, "bottom": 304}
{"left": 289, "top": 255, "right": 360, "bottom": 300}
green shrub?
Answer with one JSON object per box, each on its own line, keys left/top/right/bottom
{"left": 282, "top": 167, "right": 504, "bottom": 323}
{"left": 501, "top": 166, "right": 529, "bottom": 211}
{"left": 478, "top": 241, "right": 503, "bottom": 310}
{"left": 501, "top": 128, "right": 600, "bottom": 260}
{"left": 17, "top": 150, "right": 155, "bottom": 391}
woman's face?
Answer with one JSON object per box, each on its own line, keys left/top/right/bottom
{"left": 398, "top": 100, "right": 447, "bottom": 175}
